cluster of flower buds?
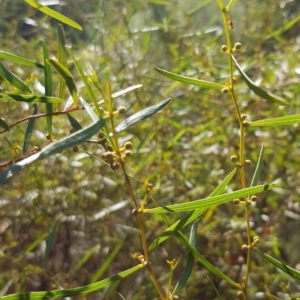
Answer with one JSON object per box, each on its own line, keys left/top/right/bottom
{"left": 101, "top": 140, "right": 133, "bottom": 171}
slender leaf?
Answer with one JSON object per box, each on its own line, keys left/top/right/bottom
{"left": 42, "top": 220, "right": 59, "bottom": 267}
{"left": 90, "top": 242, "right": 124, "bottom": 283}
{"left": 149, "top": 168, "right": 237, "bottom": 251}
{"left": 71, "top": 244, "right": 100, "bottom": 274}
{"left": 0, "top": 117, "right": 10, "bottom": 131}
{"left": 0, "top": 264, "right": 143, "bottom": 299}
{"left": 24, "top": 0, "right": 82, "bottom": 31}
{"left": 67, "top": 114, "right": 82, "bottom": 131}
{"left": 264, "top": 14, "right": 300, "bottom": 40}
{"left": 170, "top": 225, "right": 239, "bottom": 288}
{"left": 207, "top": 276, "right": 224, "bottom": 300}
{"left": 172, "top": 220, "right": 199, "bottom": 295}
{"left": 23, "top": 103, "right": 38, "bottom": 154}
{"left": 57, "top": 24, "right": 68, "bottom": 106}
{"left": 155, "top": 67, "right": 223, "bottom": 90}
{"left": 231, "top": 55, "right": 289, "bottom": 106}
{"left": 0, "top": 119, "right": 105, "bottom": 184}
{"left": 255, "top": 248, "right": 300, "bottom": 280}
{"left": 18, "top": 233, "right": 48, "bottom": 261}
{"left": 0, "top": 93, "right": 63, "bottom": 103}
{"left": 0, "top": 62, "right": 31, "bottom": 93}
{"left": 41, "top": 40, "right": 53, "bottom": 135}
{"left": 144, "top": 184, "right": 278, "bottom": 214}
{"left": 47, "top": 58, "right": 79, "bottom": 106}
{"left": 250, "top": 143, "right": 264, "bottom": 187}
{"left": 0, "top": 51, "right": 44, "bottom": 69}
{"left": 68, "top": 50, "right": 102, "bottom": 117}
{"left": 80, "top": 97, "right": 100, "bottom": 122}
{"left": 115, "top": 98, "right": 171, "bottom": 133}
{"left": 250, "top": 114, "right": 300, "bottom": 127}
{"left": 226, "top": 0, "right": 239, "bottom": 11}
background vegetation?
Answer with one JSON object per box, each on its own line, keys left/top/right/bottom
{"left": 0, "top": 0, "right": 300, "bottom": 299}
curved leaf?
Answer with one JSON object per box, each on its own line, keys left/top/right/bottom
{"left": 23, "top": 104, "right": 38, "bottom": 154}
{"left": 0, "top": 264, "right": 143, "bottom": 299}
{"left": 0, "top": 62, "right": 31, "bottom": 93}
{"left": 155, "top": 67, "right": 223, "bottom": 90}
{"left": 47, "top": 58, "right": 78, "bottom": 106}
{"left": 255, "top": 248, "right": 300, "bottom": 280}
{"left": 249, "top": 114, "right": 300, "bottom": 127}
{"left": 231, "top": 55, "right": 289, "bottom": 106}
{"left": 144, "top": 184, "right": 278, "bottom": 214}
{"left": 67, "top": 114, "right": 82, "bottom": 131}
{"left": 148, "top": 168, "right": 237, "bottom": 251}
{"left": 57, "top": 24, "right": 68, "bottom": 102}
{"left": 115, "top": 98, "right": 171, "bottom": 133}
{"left": 172, "top": 220, "right": 199, "bottom": 296}
{"left": 0, "top": 93, "right": 63, "bottom": 103}
{"left": 0, "top": 119, "right": 105, "bottom": 184}
{"left": 0, "top": 51, "right": 44, "bottom": 69}
{"left": 0, "top": 117, "right": 10, "bottom": 131}
{"left": 24, "top": 0, "right": 82, "bottom": 31}
{"left": 250, "top": 143, "right": 264, "bottom": 187}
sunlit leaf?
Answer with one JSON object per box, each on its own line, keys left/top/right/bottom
{"left": 250, "top": 143, "right": 264, "bottom": 187}
{"left": 0, "top": 51, "right": 44, "bottom": 69}
{"left": 69, "top": 49, "right": 102, "bottom": 117}
{"left": 231, "top": 55, "right": 289, "bottom": 106}
{"left": 23, "top": 103, "right": 38, "bottom": 154}
{"left": 149, "top": 168, "right": 237, "bottom": 251}
{"left": 0, "top": 264, "right": 143, "bottom": 299}
{"left": 255, "top": 248, "right": 300, "bottom": 280}
{"left": 0, "top": 62, "right": 31, "bottom": 93}
{"left": 249, "top": 115, "right": 300, "bottom": 127}
{"left": 47, "top": 58, "right": 78, "bottom": 106}
{"left": 115, "top": 98, "right": 171, "bottom": 133}
{"left": 172, "top": 220, "right": 199, "bottom": 296}
{"left": 155, "top": 67, "right": 223, "bottom": 90}
{"left": 0, "top": 119, "right": 105, "bottom": 184}
{"left": 144, "top": 184, "right": 278, "bottom": 213}
{"left": 226, "top": 0, "right": 238, "bottom": 11}
{"left": 24, "top": 0, "right": 82, "bottom": 30}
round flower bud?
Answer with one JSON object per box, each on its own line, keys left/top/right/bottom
{"left": 241, "top": 244, "right": 248, "bottom": 251}
{"left": 233, "top": 198, "right": 240, "bottom": 205}
{"left": 245, "top": 159, "right": 251, "bottom": 166}
{"left": 253, "top": 236, "right": 260, "bottom": 244}
{"left": 73, "top": 146, "right": 79, "bottom": 152}
{"left": 113, "top": 161, "right": 120, "bottom": 170}
{"left": 232, "top": 77, "right": 237, "bottom": 84}
{"left": 118, "top": 106, "right": 126, "bottom": 114}
{"left": 234, "top": 42, "right": 242, "bottom": 50}
{"left": 124, "top": 141, "right": 133, "bottom": 149}
{"left": 101, "top": 152, "right": 108, "bottom": 159}
{"left": 237, "top": 291, "right": 244, "bottom": 298}
{"left": 107, "top": 145, "right": 114, "bottom": 152}
{"left": 250, "top": 195, "right": 257, "bottom": 202}
{"left": 46, "top": 134, "right": 52, "bottom": 140}
{"left": 241, "top": 114, "right": 247, "bottom": 121}
{"left": 222, "top": 87, "right": 229, "bottom": 94}
{"left": 98, "top": 131, "right": 105, "bottom": 139}
{"left": 230, "top": 155, "right": 238, "bottom": 162}
{"left": 221, "top": 45, "right": 228, "bottom": 52}
{"left": 242, "top": 120, "right": 250, "bottom": 127}
{"left": 124, "top": 150, "right": 132, "bottom": 157}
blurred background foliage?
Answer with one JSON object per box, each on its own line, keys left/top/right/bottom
{"left": 0, "top": 0, "right": 300, "bottom": 299}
